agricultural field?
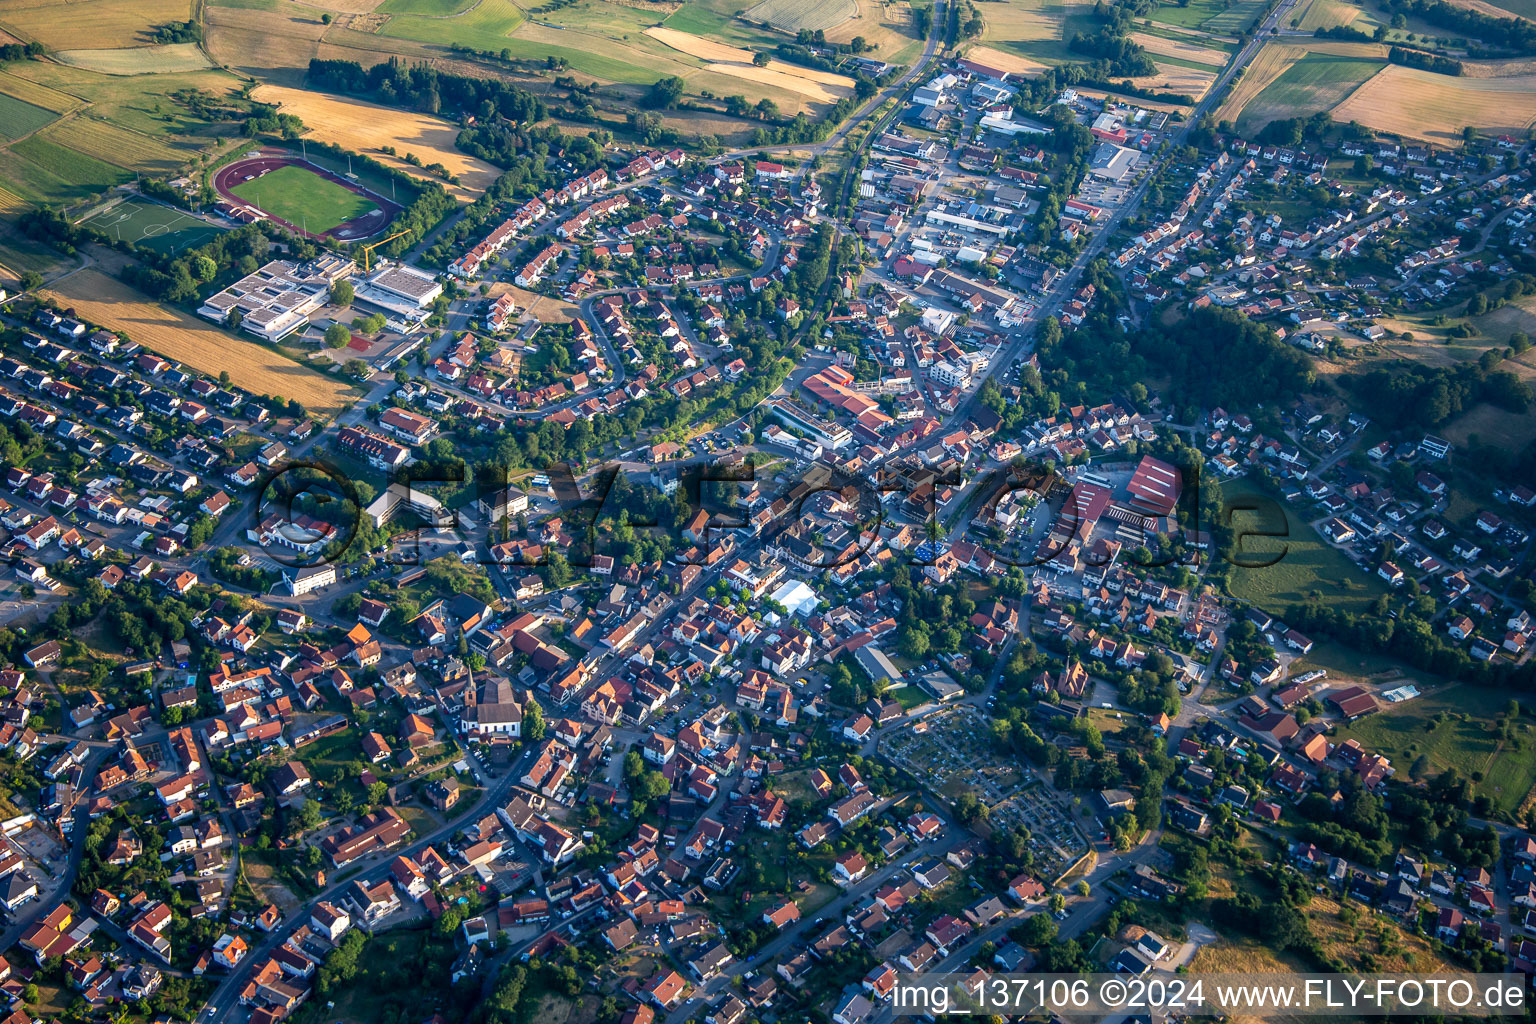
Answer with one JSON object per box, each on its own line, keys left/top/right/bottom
{"left": 1331, "top": 63, "right": 1536, "bottom": 143}
{"left": 41, "top": 116, "right": 190, "bottom": 174}
{"left": 0, "top": 92, "right": 57, "bottom": 141}
{"left": 1451, "top": 0, "right": 1536, "bottom": 17}
{"left": 978, "top": 0, "right": 1099, "bottom": 66}
{"left": 1148, "top": 0, "right": 1267, "bottom": 32}
{"left": 52, "top": 44, "right": 213, "bottom": 76}
{"left": 824, "top": 0, "right": 924, "bottom": 61}
{"left": 0, "top": 62, "right": 246, "bottom": 209}
{"left": 663, "top": 0, "right": 796, "bottom": 51}
{"left": 744, "top": 0, "right": 858, "bottom": 34}
{"left": 1128, "top": 30, "right": 1228, "bottom": 66}
{"left": 1221, "top": 478, "right": 1390, "bottom": 617}
{"left": 377, "top": 0, "right": 527, "bottom": 52}
{"left": 0, "top": 71, "right": 81, "bottom": 114}
{"left": 228, "top": 163, "right": 381, "bottom": 234}
{"left": 1334, "top": 686, "right": 1536, "bottom": 817}
{"left": 0, "top": 134, "right": 132, "bottom": 205}
{"left": 204, "top": 0, "right": 336, "bottom": 81}
{"left": 1133, "top": 61, "right": 1219, "bottom": 99}
{"left": 247, "top": 84, "right": 500, "bottom": 200}
{"left": 962, "top": 43, "right": 1048, "bottom": 75}
{"left": 39, "top": 268, "right": 361, "bottom": 417}
{"left": 1234, "top": 49, "right": 1384, "bottom": 132}
{"left": 378, "top": 0, "right": 472, "bottom": 13}
{"left": 1290, "top": 0, "right": 1376, "bottom": 32}
{"left": 0, "top": 0, "right": 194, "bottom": 52}
{"left": 1214, "top": 40, "right": 1383, "bottom": 124}
{"left": 78, "top": 196, "right": 227, "bottom": 254}
{"left": 644, "top": 26, "right": 856, "bottom": 102}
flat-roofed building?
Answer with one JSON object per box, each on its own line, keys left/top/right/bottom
{"left": 367, "top": 264, "right": 442, "bottom": 308}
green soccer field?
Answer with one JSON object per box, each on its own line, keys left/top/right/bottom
{"left": 228, "top": 164, "right": 380, "bottom": 235}
{"left": 80, "top": 196, "right": 226, "bottom": 254}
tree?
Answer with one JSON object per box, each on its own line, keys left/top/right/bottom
{"left": 523, "top": 700, "right": 546, "bottom": 742}
{"left": 342, "top": 358, "right": 369, "bottom": 378}
{"left": 324, "top": 322, "right": 351, "bottom": 349}
{"left": 644, "top": 76, "right": 686, "bottom": 110}
{"left": 354, "top": 311, "right": 387, "bottom": 334}
{"left": 544, "top": 551, "right": 572, "bottom": 589}
{"left": 18, "top": 270, "right": 42, "bottom": 291}
{"left": 321, "top": 11, "right": 333, "bottom": 23}
{"left": 1074, "top": 879, "right": 1090, "bottom": 898}
{"left": 332, "top": 279, "right": 354, "bottom": 306}
{"left": 1019, "top": 914, "right": 1057, "bottom": 947}
{"left": 752, "top": 50, "right": 770, "bottom": 66}
{"left": 296, "top": 799, "right": 322, "bottom": 830}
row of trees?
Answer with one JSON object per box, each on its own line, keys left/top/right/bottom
{"left": 307, "top": 57, "right": 546, "bottom": 125}
{"left": 1378, "top": 0, "right": 1536, "bottom": 52}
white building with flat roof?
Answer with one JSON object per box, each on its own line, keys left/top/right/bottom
{"left": 198, "top": 259, "right": 333, "bottom": 342}
{"left": 363, "top": 263, "right": 442, "bottom": 311}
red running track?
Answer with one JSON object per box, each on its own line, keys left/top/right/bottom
{"left": 212, "top": 150, "right": 405, "bottom": 242}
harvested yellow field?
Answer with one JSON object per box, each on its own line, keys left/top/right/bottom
{"left": 206, "top": 5, "right": 330, "bottom": 81}
{"left": 0, "top": 0, "right": 191, "bottom": 51}
{"left": 1447, "top": 0, "right": 1531, "bottom": 19}
{"left": 1331, "top": 63, "right": 1536, "bottom": 142}
{"left": 291, "top": 0, "right": 386, "bottom": 12}
{"left": 1294, "top": 0, "right": 1362, "bottom": 31}
{"left": 41, "top": 269, "right": 358, "bottom": 418}
{"left": 963, "top": 44, "right": 1049, "bottom": 76}
{"left": 823, "top": 0, "right": 920, "bottom": 58}
{"left": 1460, "top": 55, "right": 1536, "bottom": 77}
{"left": 1130, "top": 31, "right": 1228, "bottom": 66}
{"left": 248, "top": 84, "right": 500, "bottom": 200}
{"left": 1138, "top": 61, "right": 1218, "bottom": 99}
{"left": 699, "top": 61, "right": 853, "bottom": 101}
{"left": 644, "top": 26, "right": 857, "bottom": 100}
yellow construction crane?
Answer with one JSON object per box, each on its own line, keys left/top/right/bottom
{"left": 359, "top": 229, "right": 412, "bottom": 273}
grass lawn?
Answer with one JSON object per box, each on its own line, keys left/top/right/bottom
{"left": 293, "top": 728, "right": 370, "bottom": 788}
{"left": 228, "top": 163, "right": 380, "bottom": 234}
{"left": 1334, "top": 685, "right": 1536, "bottom": 817}
{"left": 1291, "top": 638, "right": 1430, "bottom": 684}
{"left": 1086, "top": 706, "right": 1134, "bottom": 738}
{"left": 1221, "top": 478, "right": 1389, "bottom": 617}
